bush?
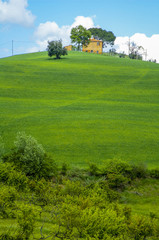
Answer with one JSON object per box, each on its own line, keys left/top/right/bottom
{"left": 131, "top": 163, "right": 148, "bottom": 179}
{"left": 0, "top": 185, "right": 18, "bottom": 218}
{"left": 0, "top": 136, "right": 5, "bottom": 159}
{"left": 67, "top": 167, "right": 87, "bottom": 181}
{"left": 119, "top": 53, "right": 126, "bottom": 58}
{"left": 149, "top": 168, "right": 159, "bottom": 179}
{"left": 102, "top": 159, "right": 132, "bottom": 176}
{"left": 89, "top": 180, "right": 120, "bottom": 203}
{"left": 61, "top": 162, "right": 69, "bottom": 176}
{"left": 102, "top": 159, "right": 148, "bottom": 180}
{"left": 88, "top": 163, "right": 100, "bottom": 176}
{"left": 16, "top": 203, "right": 37, "bottom": 240}
{"left": 30, "top": 178, "right": 60, "bottom": 206}
{"left": 0, "top": 162, "right": 28, "bottom": 191}
{"left": 106, "top": 173, "right": 129, "bottom": 190}
{"left": 0, "top": 234, "right": 16, "bottom": 240}
{"left": 128, "top": 215, "right": 155, "bottom": 239}
{"left": 62, "top": 180, "right": 85, "bottom": 197}
{"left": 58, "top": 202, "right": 127, "bottom": 239}
{"left": 3, "top": 132, "right": 57, "bottom": 180}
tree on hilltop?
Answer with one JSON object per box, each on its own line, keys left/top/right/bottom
{"left": 70, "top": 25, "right": 91, "bottom": 51}
{"left": 129, "top": 41, "right": 143, "bottom": 60}
{"left": 88, "top": 28, "right": 116, "bottom": 48}
{"left": 47, "top": 40, "right": 67, "bottom": 59}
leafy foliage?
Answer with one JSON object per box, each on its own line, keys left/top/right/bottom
{"left": 102, "top": 159, "right": 148, "bottom": 181}
{"left": 0, "top": 185, "right": 18, "bottom": 218}
{"left": 47, "top": 40, "right": 67, "bottom": 59}
{"left": 1, "top": 137, "right": 159, "bottom": 239}
{"left": 88, "top": 162, "right": 100, "bottom": 176}
{"left": 0, "top": 162, "right": 28, "bottom": 191}
{"left": 3, "top": 132, "right": 57, "bottom": 179}
{"left": 128, "top": 214, "right": 156, "bottom": 239}
{"left": 0, "top": 136, "right": 5, "bottom": 159}
{"left": 16, "top": 204, "right": 37, "bottom": 240}
{"left": 89, "top": 27, "right": 116, "bottom": 47}
{"left": 149, "top": 168, "right": 159, "bottom": 179}
{"left": 70, "top": 25, "right": 91, "bottom": 50}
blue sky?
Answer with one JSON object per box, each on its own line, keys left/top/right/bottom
{"left": 30, "top": 0, "right": 159, "bottom": 36}
{"left": 0, "top": 0, "right": 159, "bottom": 60}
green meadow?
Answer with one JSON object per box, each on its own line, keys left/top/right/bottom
{"left": 0, "top": 51, "right": 159, "bottom": 168}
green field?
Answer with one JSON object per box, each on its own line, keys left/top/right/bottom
{"left": 1, "top": 51, "right": 159, "bottom": 168}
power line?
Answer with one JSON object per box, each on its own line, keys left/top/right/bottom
{"left": 12, "top": 40, "right": 13, "bottom": 56}
{"left": 13, "top": 40, "right": 36, "bottom": 43}
{"left": 0, "top": 40, "right": 37, "bottom": 57}
{"left": 0, "top": 41, "right": 11, "bottom": 46}
{"left": 11, "top": 40, "right": 37, "bottom": 56}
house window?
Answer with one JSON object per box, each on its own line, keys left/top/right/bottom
{"left": 97, "top": 51, "right": 99, "bottom": 54}
{"left": 91, "top": 50, "right": 93, "bottom": 53}
{"left": 97, "top": 42, "right": 100, "bottom": 46}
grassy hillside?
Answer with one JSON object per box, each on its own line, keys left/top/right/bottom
{"left": 0, "top": 51, "right": 159, "bottom": 167}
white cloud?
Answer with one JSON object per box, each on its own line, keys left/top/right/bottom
{"left": 71, "top": 16, "right": 94, "bottom": 29}
{"left": 31, "top": 16, "right": 159, "bottom": 63}
{"left": 33, "top": 16, "right": 96, "bottom": 51}
{"left": 0, "top": 0, "right": 36, "bottom": 26}
{"left": 115, "top": 33, "right": 159, "bottom": 62}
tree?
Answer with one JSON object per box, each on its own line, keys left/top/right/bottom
{"left": 47, "top": 40, "right": 67, "bottom": 59}
{"left": 129, "top": 42, "right": 143, "bottom": 60}
{"left": 88, "top": 28, "right": 116, "bottom": 48}
{"left": 70, "top": 25, "right": 91, "bottom": 51}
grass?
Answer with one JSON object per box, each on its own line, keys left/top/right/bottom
{"left": 121, "top": 178, "right": 159, "bottom": 217}
{"left": 0, "top": 51, "right": 159, "bottom": 168}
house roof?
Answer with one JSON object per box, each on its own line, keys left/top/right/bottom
{"left": 90, "top": 38, "right": 102, "bottom": 42}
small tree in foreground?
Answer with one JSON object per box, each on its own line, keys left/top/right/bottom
{"left": 3, "top": 132, "right": 57, "bottom": 179}
{"left": 47, "top": 40, "right": 67, "bottom": 59}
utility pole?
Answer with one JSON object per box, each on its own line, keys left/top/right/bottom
{"left": 128, "top": 37, "right": 130, "bottom": 56}
{"left": 145, "top": 49, "right": 147, "bottom": 61}
{"left": 12, "top": 40, "right": 13, "bottom": 56}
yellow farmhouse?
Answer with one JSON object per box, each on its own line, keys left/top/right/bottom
{"left": 83, "top": 38, "right": 103, "bottom": 54}
{"left": 64, "top": 45, "right": 72, "bottom": 51}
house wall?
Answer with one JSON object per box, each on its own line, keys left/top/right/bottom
{"left": 83, "top": 39, "right": 103, "bottom": 54}
{"left": 64, "top": 45, "right": 72, "bottom": 51}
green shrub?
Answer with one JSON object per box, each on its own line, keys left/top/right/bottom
{"left": 0, "top": 162, "right": 28, "bottom": 191}
{"left": 128, "top": 215, "right": 155, "bottom": 239}
{"left": 106, "top": 173, "right": 129, "bottom": 190}
{"left": 61, "top": 162, "right": 69, "bottom": 176}
{"left": 131, "top": 163, "right": 148, "bottom": 179}
{"left": 67, "top": 167, "right": 87, "bottom": 181}
{"left": 89, "top": 180, "right": 120, "bottom": 203}
{"left": 62, "top": 180, "right": 85, "bottom": 197}
{"left": 0, "top": 234, "right": 16, "bottom": 240}
{"left": 0, "top": 185, "right": 18, "bottom": 218}
{"left": 102, "top": 159, "right": 148, "bottom": 180}
{"left": 88, "top": 163, "right": 100, "bottom": 176}
{"left": 0, "top": 136, "right": 5, "bottom": 159}
{"left": 31, "top": 178, "right": 60, "bottom": 206}
{"left": 16, "top": 203, "right": 37, "bottom": 240}
{"left": 57, "top": 202, "right": 127, "bottom": 239}
{"left": 149, "top": 168, "right": 159, "bottom": 179}
{"left": 102, "top": 159, "right": 132, "bottom": 176}
{"left": 119, "top": 53, "right": 126, "bottom": 58}
{"left": 3, "top": 132, "right": 57, "bottom": 180}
